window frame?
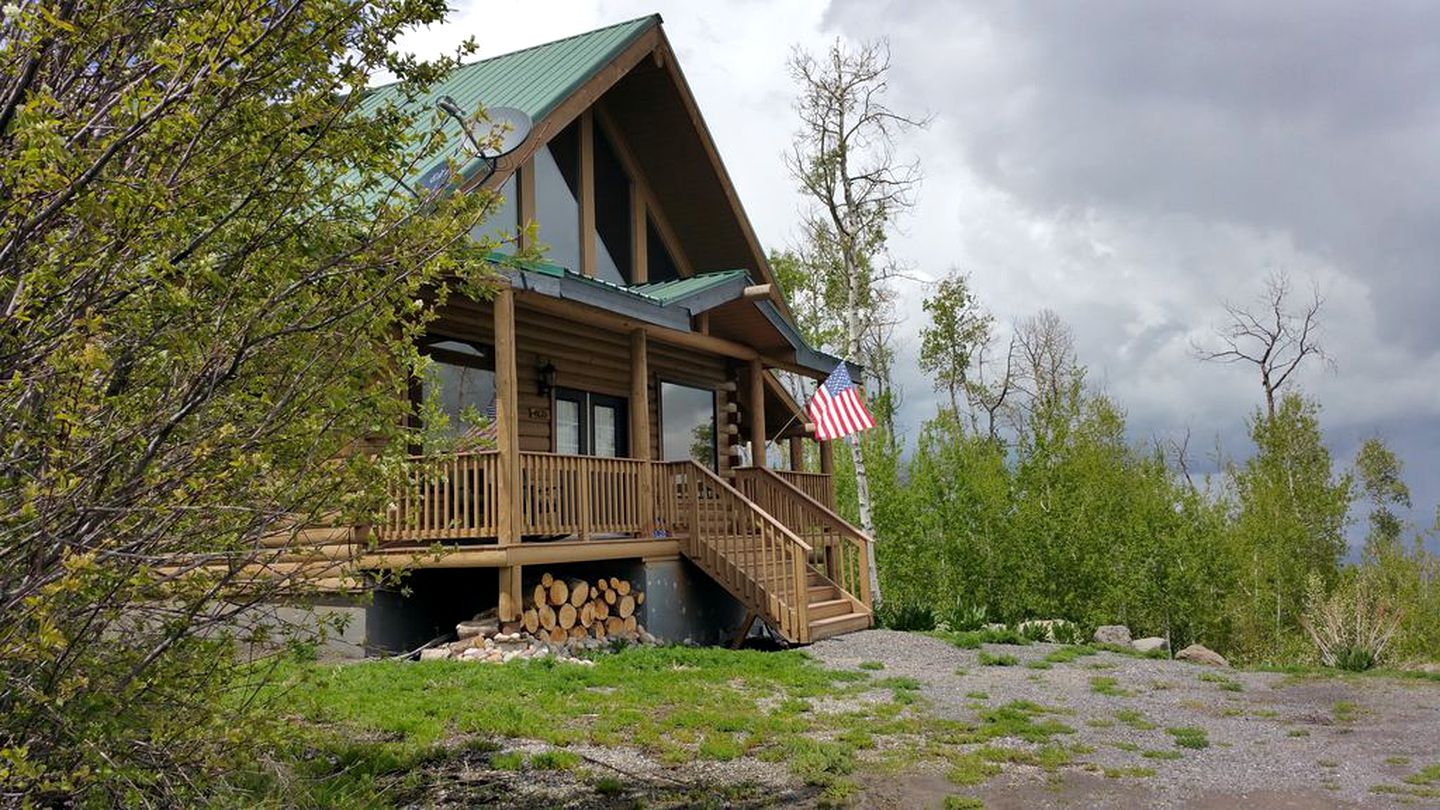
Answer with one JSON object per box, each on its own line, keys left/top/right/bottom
{"left": 552, "top": 387, "right": 629, "bottom": 458}
{"left": 656, "top": 376, "right": 719, "bottom": 471}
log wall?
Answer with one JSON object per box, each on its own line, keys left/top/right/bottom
{"left": 429, "top": 296, "right": 737, "bottom": 477}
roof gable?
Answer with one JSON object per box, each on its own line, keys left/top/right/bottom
{"left": 357, "top": 15, "right": 659, "bottom": 193}
{"left": 364, "top": 17, "right": 849, "bottom": 378}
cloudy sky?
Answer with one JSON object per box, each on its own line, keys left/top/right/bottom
{"left": 399, "top": 1, "right": 1440, "bottom": 548}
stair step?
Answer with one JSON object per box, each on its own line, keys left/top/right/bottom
{"left": 807, "top": 597, "right": 852, "bottom": 620}
{"left": 808, "top": 611, "right": 871, "bottom": 640}
{"left": 807, "top": 583, "right": 839, "bottom": 602}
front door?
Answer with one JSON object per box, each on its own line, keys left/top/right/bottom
{"left": 554, "top": 388, "right": 628, "bottom": 457}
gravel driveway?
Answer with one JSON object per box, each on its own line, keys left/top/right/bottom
{"left": 809, "top": 630, "right": 1440, "bottom": 809}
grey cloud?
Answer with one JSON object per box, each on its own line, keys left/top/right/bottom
{"left": 816, "top": 0, "right": 1440, "bottom": 548}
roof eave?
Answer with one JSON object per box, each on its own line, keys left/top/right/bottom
{"left": 752, "top": 300, "right": 863, "bottom": 381}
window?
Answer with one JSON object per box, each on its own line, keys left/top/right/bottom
{"left": 592, "top": 126, "right": 631, "bottom": 285}
{"left": 534, "top": 121, "right": 581, "bottom": 271}
{"left": 646, "top": 216, "right": 680, "bottom": 283}
{"left": 416, "top": 337, "right": 497, "bottom": 451}
{"left": 553, "top": 389, "right": 627, "bottom": 458}
{"left": 660, "top": 381, "right": 717, "bottom": 470}
{"left": 470, "top": 173, "right": 518, "bottom": 254}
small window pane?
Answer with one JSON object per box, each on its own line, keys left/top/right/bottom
{"left": 534, "top": 123, "right": 581, "bottom": 271}
{"left": 661, "top": 382, "right": 716, "bottom": 470}
{"left": 593, "top": 405, "right": 618, "bottom": 457}
{"left": 556, "top": 398, "right": 581, "bottom": 455}
{"left": 646, "top": 217, "right": 679, "bottom": 283}
{"left": 470, "top": 173, "right": 518, "bottom": 254}
{"left": 424, "top": 361, "right": 496, "bottom": 447}
{"left": 426, "top": 339, "right": 488, "bottom": 360}
{"left": 593, "top": 127, "right": 631, "bottom": 285}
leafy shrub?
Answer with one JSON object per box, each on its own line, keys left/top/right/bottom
{"left": 1051, "top": 621, "right": 1083, "bottom": 645}
{"left": 944, "top": 601, "right": 990, "bottom": 632}
{"left": 1019, "top": 622, "right": 1050, "bottom": 642}
{"left": 1301, "top": 571, "right": 1402, "bottom": 671}
{"left": 879, "top": 601, "right": 937, "bottom": 631}
{"left": 945, "top": 627, "right": 1030, "bottom": 649}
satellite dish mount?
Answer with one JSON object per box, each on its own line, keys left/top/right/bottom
{"left": 435, "top": 96, "right": 533, "bottom": 187}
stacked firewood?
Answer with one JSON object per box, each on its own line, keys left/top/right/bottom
{"left": 499, "top": 572, "right": 647, "bottom": 644}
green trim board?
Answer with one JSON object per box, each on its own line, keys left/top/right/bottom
{"left": 493, "top": 256, "right": 855, "bottom": 379}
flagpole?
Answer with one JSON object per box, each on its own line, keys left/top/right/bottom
{"left": 759, "top": 357, "right": 850, "bottom": 463}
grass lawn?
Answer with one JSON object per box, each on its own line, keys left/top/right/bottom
{"left": 243, "top": 646, "right": 927, "bottom": 806}
{"left": 240, "top": 642, "right": 1090, "bottom": 807}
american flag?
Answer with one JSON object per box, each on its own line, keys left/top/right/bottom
{"left": 463, "top": 399, "right": 498, "bottom": 447}
{"left": 807, "top": 363, "right": 875, "bottom": 441}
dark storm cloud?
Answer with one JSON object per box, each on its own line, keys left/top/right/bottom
{"left": 830, "top": 0, "right": 1440, "bottom": 350}
{"left": 817, "top": 0, "right": 1440, "bottom": 546}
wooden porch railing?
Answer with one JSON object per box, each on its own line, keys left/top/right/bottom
{"left": 382, "top": 451, "right": 499, "bottom": 541}
{"left": 657, "top": 460, "right": 813, "bottom": 642}
{"left": 772, "top": 469, "right": 836, "bottom": 511}
{"left": 734, "top": 466, "right": 871, "bottom": 609}
{"left": 520, "top": 452, "right": 649, "bottom": 538}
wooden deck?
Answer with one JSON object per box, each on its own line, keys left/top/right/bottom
{"left": 284, "top": 451, "right": 872, "bottom": 644}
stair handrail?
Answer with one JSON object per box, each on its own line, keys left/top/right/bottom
{"left": 674, "top": 460, "right": 812, "bottom": 642}
{"left": 733, "top": 466, "right": 873, "bottom": 609}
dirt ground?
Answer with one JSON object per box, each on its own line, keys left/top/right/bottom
{"left": 395, "top": 631, "right": 1440, "bottom": 808}
{"left": 812, "top": 630, "right": 1440, "bottom": 809}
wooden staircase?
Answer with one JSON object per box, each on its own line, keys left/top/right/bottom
{"left": 803, "top": 567, "right": 872, "bottom": 641}
{"left": 656, "top": 461, "right": 872, "bottom": 645}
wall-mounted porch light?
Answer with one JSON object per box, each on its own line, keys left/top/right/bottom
{"left": 537, "top": 359, "right": 557, "bottom": 396}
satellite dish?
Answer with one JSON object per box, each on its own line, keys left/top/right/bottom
{"left": 479, "top": 107, "right": 532, "bottom": 160}
{"left": 436, "top": 96, "right": 532, "bottom": 160}
{"left": 421, "top": 98, "right": 534, "bottom": 194}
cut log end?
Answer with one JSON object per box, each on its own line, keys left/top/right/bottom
{"left": 548, "top": 579, "right": 569, "bottom": 606}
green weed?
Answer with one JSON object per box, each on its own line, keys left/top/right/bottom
{"left": 1090, "top": 676, "right": 1131, "bottom": 697}
{"left": 978, "top": 651, "right": 1019, "bottom": 667}
{"left": 1198, "top": 672, "right": 1243, "bottom": 692}
{"left": 1166, "top": 727, "right": 1210, "bottom": 749}
{"left": 1115, "top": 709, "right": 1156, "bottom": 730}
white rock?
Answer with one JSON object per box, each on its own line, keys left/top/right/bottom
{"left": 1132, "top": 637, "right": 1169, "bottom": 654}
{"left": 1093, "top": 625, "right": 1133, "bottom": 647}
{"left": 419, "top": 647, "right": 452, "bottom": 661}
{"left": 1176, "top": 643, "right": 1230, "bottom": 668}
{"left": 457, "top": 619, "right": 498, "bottom": 639}
{"left": 459, "top": 647, "right": 485, "bottom": 661}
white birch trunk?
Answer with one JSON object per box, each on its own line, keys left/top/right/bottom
{"left": 846, "top": 250, "right": 883, "bottom": 607}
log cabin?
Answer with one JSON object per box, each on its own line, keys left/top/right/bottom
{"left": 304, "top": 15, "right": 873, "bottom": 650}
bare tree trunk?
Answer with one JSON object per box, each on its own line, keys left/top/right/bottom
{"left": 846, "top": 256, "right": 882, "bottom": 606}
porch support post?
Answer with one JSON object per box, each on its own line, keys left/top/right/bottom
{"left": 495, "top": 284, "right": 522, "bottom": 545}
{"left": 631, "top": 195, "right": 648, "bottom": 284}
{"left": 789, "top": 436, "right": 804, "bottom": 472}
{"left": 630, "top": 330, "right": 654, "bottom": 535}
{"left": 748, "top": 358, "right": 765, "bottom": 468}
{"left": 819, "top": 439, "right": 834, "bottom": 475}
{"left": 579, "top": 110, "right": 596, "bottom": 278}
{"left": 498, "top": 565, "right": 523, "bottom": 622}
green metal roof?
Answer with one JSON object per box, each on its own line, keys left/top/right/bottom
{"left": 491, "top": 253, "right": 746, "bottom": 307}
{"left": 360, "top": 15, "right": 660, "bottom": 196}
{"left": 630, "top": 270, "right": 750, "bottom": 304}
